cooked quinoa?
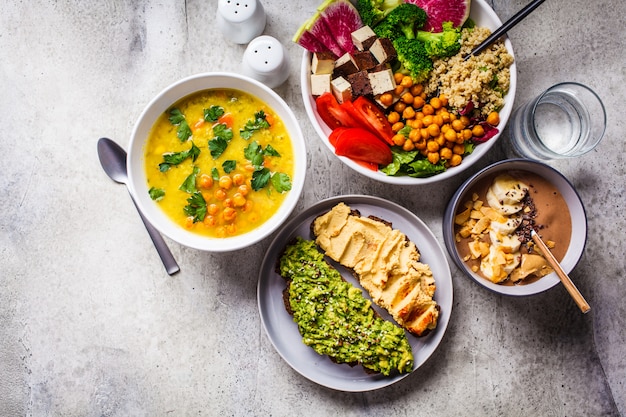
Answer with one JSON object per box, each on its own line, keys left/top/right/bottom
{"left": 425, "top": 27, "right": 514, "bottom": 116}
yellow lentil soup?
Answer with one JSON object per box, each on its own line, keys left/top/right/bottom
{"left": 144, "top": 89, "right": 295, "bottom": 238}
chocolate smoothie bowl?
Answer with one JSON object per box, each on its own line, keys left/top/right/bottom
{"left": 443, "top": 159, "right": 587, "bottom": 296}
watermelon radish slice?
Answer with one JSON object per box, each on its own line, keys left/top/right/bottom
{"left": 295, "top": 29, "right": 334, "bottom": 56}
{"left": 405, "top": 0, "right": 471, "bottom": 32}
{"left": 320, "top": 0, "right": 363, "bottom": 55}
{"left": 308, "top": 12, "right": 345, "bottom": 57}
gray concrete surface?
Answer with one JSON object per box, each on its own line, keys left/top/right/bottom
{"left": 1, "top": 0, "right": 624, "bottom": 416}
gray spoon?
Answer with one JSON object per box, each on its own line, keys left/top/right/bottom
{"left": 97, "top": 137, "right": 180, "bottom": 275}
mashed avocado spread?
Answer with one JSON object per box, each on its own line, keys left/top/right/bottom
{"left": 279, "top": 237, "right": 413, "bottom": 375}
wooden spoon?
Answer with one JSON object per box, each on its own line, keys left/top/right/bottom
{"left": 531, "top": 230, "right": 590, "bottom": 313}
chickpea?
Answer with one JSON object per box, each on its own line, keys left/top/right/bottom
{"left": 422, "top": 103, "right": 435, "bottom": 116}
{"left": 432, "top": 114, "right": 444, "bottom": 127}
{"left": 387, "top": 111, "right": 401, "bottom": 124}
{"left": 450, "top": 154, "right": 463, "bottom": 167}
{"left": 414, "top": 138, "right": 427, "bottom": 150}
{"left": 426, "top": 140, "right": 440, "bottom": 153}
{"left": 223, "top": 198, "right": 234, "bottom": 208}
{"left": 402, "top": 140, "right": 415, "bottom": 151}
{"left": 401, "top": 92, "right": 414, "bottom": 105}
{"left": 184, "top": 217, "right": 194, "bottom": 229}
{"left": 199, "top": 174, "right": 213, "bottom": 189}
{"left": 394, "top": 85, "right": 405, "bottom": 95}
{"left": 412, "top": 96, "right": 425, "bottom": 110}
{"left": 379, "top": 93, "right": 394, "bottom": 107}
{"left": 410, "top": 84, "right": 423, "bottom": 96}
{"left": 238, "top": 184, "right": 249, "bottom": 196}
{"left": 400, "top": 75, "right": 413, "bottom": 88}
{"left": 427, "top": 152, "right": 440, "bottom": 165}
{"left": 214, "top": 188, "right": 227, "bottom": 200}
{"left": 439, "top": 93, "right": 449, "bottom": 106}
{"left": 435, "top": 134, "right": 446, "bottom": 146}
{"left": 225, "top": 223, "right": 237, "bottom": 235}
{"left": 208, "top": 203, "right": 220, "bottom": 215}
{"left": 462, "top": 129, "right": 473, "bottom": 141}
{"left": 451, "top": 119, "right": 465, "bottom": 132}
{"left": 223, "top": 207, "right": 237, "bottom": 222}
{"left": 453, "top": 144, "right": 465, "bottom": 155}
{"left": 427, "top": 124, "right": 440, "bottom": 138}
{"left": 440, "top": 147, "right": 453, "bottom": 160}
{"left": 393, "top": 72, "right": 404, "bottom": 84}
{"left": 472, "top": 124, "right": 485, "bottom": 137}
{"left": 440, "top": 111, "right": 451, "bottom": 123}
{"left": 393, "top": 101, "right": 407, "bottom": 113}
{"left": 232, "top": 192, "right": 246, "bottom": 207}
{"left": 444, "top": 128, "right": 458, "bottom": 142}
{"left": 486, "top": 111, "right": 500, "bottom": 126}
{"left": 408, "top": 128, "right": 421, "bottom": 142}
{"left": 402, "top": 107, "right": 416, "bottom": 120}
{"left": 459, "top": 115, "right": 471, "bottom": 127}
{"left": 430, "top": 97, "right": 442, "bottom": 110}
{"left": 422, "top": 114, "right": 434, "bottom": 127}
{"left": 232, "top": 173, "right": 245, "bottom": 186}
{"left": 218, "top": 175, "right": 233, "bottom": 190}
{"left": 420, "top": 128, "right": 430, "bottom": 141}
{"left": 410, "top": 118, "right": 424, "bottom": 129}
{"left": 392, "top": 133, "right": 406, "bottom": 146}
{"left": 392, "top": 121, "right": 405, "bottom": 132}
{"left": 203, "top": 215, "right": 217, "bottom": 227}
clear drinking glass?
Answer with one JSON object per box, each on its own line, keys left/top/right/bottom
{"left": 507, "top": 82, "right": 606, "bottom": 160}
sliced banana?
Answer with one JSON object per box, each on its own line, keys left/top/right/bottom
{"left": 486, "top": 174, "right": 529, "bottom": 215}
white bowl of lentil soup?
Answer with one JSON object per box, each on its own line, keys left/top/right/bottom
{"left": 300, "top": 0, "right": 516, "bottom": 184}
{"left": 443, "top": 159, "right": 587, "bottom": 296}
{"left": 127, "top": 73, "right": 306, "bottom": 252}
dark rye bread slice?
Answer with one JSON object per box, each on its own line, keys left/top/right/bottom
{"left": 311, "top": 203, "right": 440, "bottom": 336}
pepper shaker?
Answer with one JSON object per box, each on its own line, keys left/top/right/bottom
{"left": 241, "top": 35, "right": 290, "bottom": 88}
{"left": 216, "top": 0, "right": 266, "bottom": 44}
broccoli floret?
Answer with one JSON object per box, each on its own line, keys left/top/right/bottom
{"left": 380, "top": 3, "right": 427, "bottom": 40}
{"left": 392, "top": 37, "right": 433, "bottom": 83}
{"left": 416, "top": 21, "right": 462, "bottom": 58}
{"left": 355, "top": 0, "right": 403, "bottom": 27}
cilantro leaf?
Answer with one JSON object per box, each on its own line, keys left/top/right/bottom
{"left": 209, "top": 137, "right": 228, "bottom": 159}
{"left": 240, "top": 110, "right": 270, "bottom": 140}
{"left": 148, "top": 187, "right": 165, "bottom": 201}
{"left": 263, "top": 144, "right": 280, "bottom": 157}
{"left": 251, "top": 168, "right": 271, "bottom": 191}
{"left": 211, "top": 167, "right": 219, "bottom": 181}
{"left": 244, "top": 141, "right": 264, "bottom": 167}
{"left": 179, "top": 166, "right": 200, "bottom": 193}
{"left": 208, "top": 123, "right": 233, "bottom": 159}
{"left": 183, "top": 191, "right": 207, "bottom": 223}
{"left": 168, "top": 108, "right": 192, "bottom": 142}
{"left": 159, "top": 142, "right": 200, "bottom": 172}
{"left": 271, "top": 172, "right": 292, "bottom": 193}
{"left": 204, "top": 105, "right": 225, "bottom": 122}
{"left": 222, "top": 160, "right": 236, "bottom": 174}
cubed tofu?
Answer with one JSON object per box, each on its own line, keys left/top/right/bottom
{"left": 311, "top": 51, "right": 335, "bottom": 75}
{"left": 310, "top": 73, "right": 332, "bottom": 96}
{"left": 331, "top": 76, "right": 352, "bottom": 104}
{"left": 351, "top": 51, "right": 377, "bottom": 71}
{"left": 334, "top": 52, "right": 358, "bottom": 79}
{"left": 368, "top": 68, "right": 396, "bottom": 95}
{"left": 351, "top": 26, "right": 377, "bottom": 51}
{"left": 347, "top": 71, "right": 373, "bottom": 97}
{"left": 370, "top": 38, "right": 397, "bottom": 64}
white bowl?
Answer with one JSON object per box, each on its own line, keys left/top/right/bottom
{"left": 443, "top": 159, "right": 587, "bottom": 296}
{"left": 127, "top": 72, "right": 307, "bottom": 252}
{"left": 300, "top": 0, "right": 517, "bottom": 184}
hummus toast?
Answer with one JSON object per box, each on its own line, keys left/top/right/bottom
{"left": 312, "top": 202, "right": 439, "bottom": 336}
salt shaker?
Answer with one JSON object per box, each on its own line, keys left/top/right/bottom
{"left": 216, "top": 0, "right": 266, "bottom": 44}
{"left": 241, "top": 35, "right": 290, "bottom": 88}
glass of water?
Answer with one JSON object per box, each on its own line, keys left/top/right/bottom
{"left": 507, "top": 82, "right": 606, "bottom": 160}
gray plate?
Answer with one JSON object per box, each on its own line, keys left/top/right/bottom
{"left": 257, "top": 195, "right": 453, "bottom": 392}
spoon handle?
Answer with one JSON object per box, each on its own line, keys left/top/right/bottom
{"left": 531, "top": 231, "right": 589, "bottom": 313}
{"left": 129, "top": 193, "right": 180, "bottom": 275}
